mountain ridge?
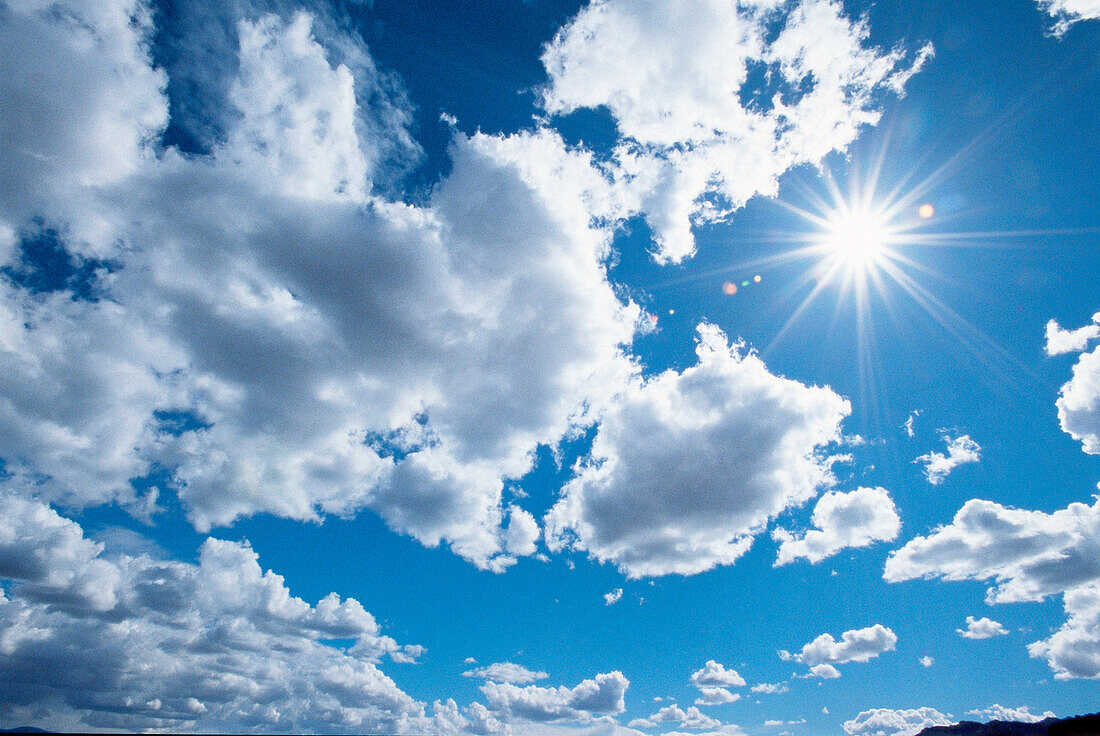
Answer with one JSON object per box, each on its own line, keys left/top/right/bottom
{"left": 917, "top": 713, "right": 1100, "bottom": 736}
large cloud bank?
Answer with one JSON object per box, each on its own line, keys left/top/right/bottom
{"left": 0, "top": 0, "right": 933, "bottom": 728}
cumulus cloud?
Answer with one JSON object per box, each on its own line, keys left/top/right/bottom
{"left": 751, "top": 683, "right": 788, "bottom": 695}
{"left": 781, "top": 624, "right": 897, "bottom": 676}
{"left": 1028, "top": 583, "right": 1100, "bottom": 679}
{"left": 1037, "top": 0, "right": 1100, "bottom": 34}
{"left": 694, "top": 688, "right": 740, "bottom": 706}
{"left": 0, "top": 0, "right": 168, "bottom": 255}
{"left": 628, "top": 705, "right": 721, "bottom": 730}
{"left": 914, "top": 434, "right": 981, "bottom": 485}
{"left": 919, "top": 656, "right": 934, "bottom": 668}
{"left": 1045, "top": 315, "right": 1100, "bottom": 355}
{"left": 0, "top": 3, "right": 648, "bottom": 572}
{"left": 660, "top": 728, "right": 747, "bottom": 736}
{"left": 957, "top": 616, "right": 1009, "bottom": 640}
{"left": 542, "top": 0, "right": 931, "bottom": 262}
{"left": 0, "top": 495, "right": 426, "bottom": 732}
{"left": 546, "top": 324, "right": 850, "bottom": 578}
{"left": 808, "top": 663, "right": 842, "bottom": 679}
{"left": 965, "top": 705, "right": 1055, "bottom": 723}
{"left": 885, "top": 496, "right": 1100, "bottom": 604}
{"left": 885, "top": 496, "right": 1100, "bottom": 678}
{"left": 603, "top": 588, "right": 624, "bottom": 606}
{"left": 1057, "top": 344, "right": 1100, "bottom": 455}
{"left": 690, "top": 661, "right": 746, "bottom": 689}
{"left": 479, "top": 672, "right": 629, "bottom": 723}
{"left": 463, "top": 663, "right": 550, "bottom": 685}
{"left": 773, "top": 487, "right": 900, "bottom": 565}
{"left": 686, "top": 661, "right": 744, "bottom": 706}
{"left": 843, "top": 708, "right": 953, "bottom": 736}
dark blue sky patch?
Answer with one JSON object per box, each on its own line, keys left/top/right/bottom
{"left": 2, "top": 227, "right": 116, "bottom": 301}
{"left": 152, "top": 409, "right": 211, "bottom": 435}
{"left": 150, "top": 0, "right": 242, "bottom": 155}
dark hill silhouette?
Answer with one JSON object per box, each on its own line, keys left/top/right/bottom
{"left": 918, "top": 713, "right": 1100, "bottom": 736}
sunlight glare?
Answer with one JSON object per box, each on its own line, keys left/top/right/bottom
{"left": 823, "top": 209, "right": 891, "bottom": 268}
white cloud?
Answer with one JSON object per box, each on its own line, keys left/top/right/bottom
{"left": 604, "top": 588, "right": 624, "bottom": 606}
{"left": 0, "top": 495, "right": 426, "bottom": 732}
{"left": 0, "top": 281, "right": 181, "bottom": 512}
{"left": 782, "top": 624, "right": 897, "bottom": 676}
{"left": 1028, "top": 583, "right": 1100, "bottom": 679}
{"left": 957, "top": 616, "right": 1009, "bottom": 640}
{"left": 0, "top": 3, "right": 649, "bottom": 572}
{"left": 541, "top": 0, "right": 931, "bottom": 262}
{"left": 903, "top": 411, "right": 919, "bottom": 438}
{"left": 0, "top": 0, "right": 168, "bottom": 256}
{"left": 227, "top": 12, "right": 372, "bottom": 201}
{"left": 1045, "top": 315, "right": 1100, "bottom": 355}
{"left": 914, "top": 434, "right": 981, "bottom": 485}
{"left": 694, "top": 688, "right": 740, "bottom": 706}
{"left": 1057, "top": 344, "right": 1100, "bottom": 454}
{"left": 808, "top": 663, "right": 841, "bottom": 679}
{"left": 463, "top": 663, "right": 550, "bottom": 685}
{"left": 773, "top": 487, "right": 900, "bottom": 565}
{"left": 843, "top": 708, "right": 953, "bottom": 736}
{"left": 546, "top": 324, "right": 850, "bottom": 578}
{"left": 479, "top": 672, "right": 629, "bottom": 723}
{"left": 659, "top": 728, "right": 747, "bottom": 736}
{"left": 751, "top": 683, "right": 788, "bottom": 695}
{"left": 628, "top": 705, "right": 720, "bottom": 730}
{"left": 1038, "top": 0, "right": 1100, "bottom": 34}
{"left": 919, "top": 656, "right": 934, "bottom": 668}
{"left": 965, "top": 705, "right": 1055, "bottom": 723}
{"left": 690, "top": 661, "right": 746, "bottom": 689}
{"left": 884, "top": 496, "right": 1100, "bottom": 605}
{"left": 504, "top": 506, "right": 541, "bottom": 557}
{"left": 885, "top": 496, "right": 1100, "bottom": 678}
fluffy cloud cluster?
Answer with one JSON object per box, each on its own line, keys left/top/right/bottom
{"left": 965, "top": 705, "right": 1055, "bottom": 723}
{"left": 885, "top": 497, "right": 1100, "bottom": 605}
{"left": 886, "top": 495, "right": 1100, "bottom": 677}
{"left": 1045, "top": 315, "right": 1100, "bottom": 355}
{"left": 689, "top": 660, "right": 744, "bottom": 705}
{"left": 0, "top": 495, "right": 427, "bottom": 733}
{"left": 1052, "top": 315, "right": 1100, "bottom": 454}
{"left": 773, "top": 487, "right": 900, "bottom": 565}
{"left": 541, "top": 0, "right": 932, "bottom": 262}
{"left": 1028, "top": 583, "right": 1100, "bottom": 680}
{"left": 463, "top": 663, "right": 550, "bottom": 685}
{"left": 0, "top": 0, "right": 935, "bottom": 597}
{"left": 1, "top": 0, "right": 897, "bottom": 590}
{"left": 629, "top": 704, "right": 720, "bottom": 730}
{"left": 546, "top": 325, "right": 850, "bottom": 578}
{"left": 781, "top": 624, "right": 897, "bottom": 678}
{"left": 882, "top": 314, "right": 1100, "bottom": 679}
{"left": 914, "top": 435, "right": 981, "bottom": 485}
{"left": 0, "top": 1, "right": 649, "bottom": 572}
{"left": 843, "top": 707, "right": 953, "bottom": 736}
{"left": 1038, "top": 0, "right": 1100, "bottom": 33}
{"left": 0, "top": 0, "right": 167, "bottom": 256}
{"left": 957, "top": 616, "right": 1008, "bottom": 640}
{"left": 479, "top": 672, "right": 629, "bottom": 723}
{"left": 690, "top": 661, "right": 746, "bottom": 689}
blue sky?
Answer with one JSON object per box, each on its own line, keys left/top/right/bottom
{"left": 0, "top": 0, "right": 1098, "bottom": 734}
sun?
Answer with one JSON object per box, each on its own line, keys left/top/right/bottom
{"left": 821, "top": 207, "right": 893, "bottom": 270}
